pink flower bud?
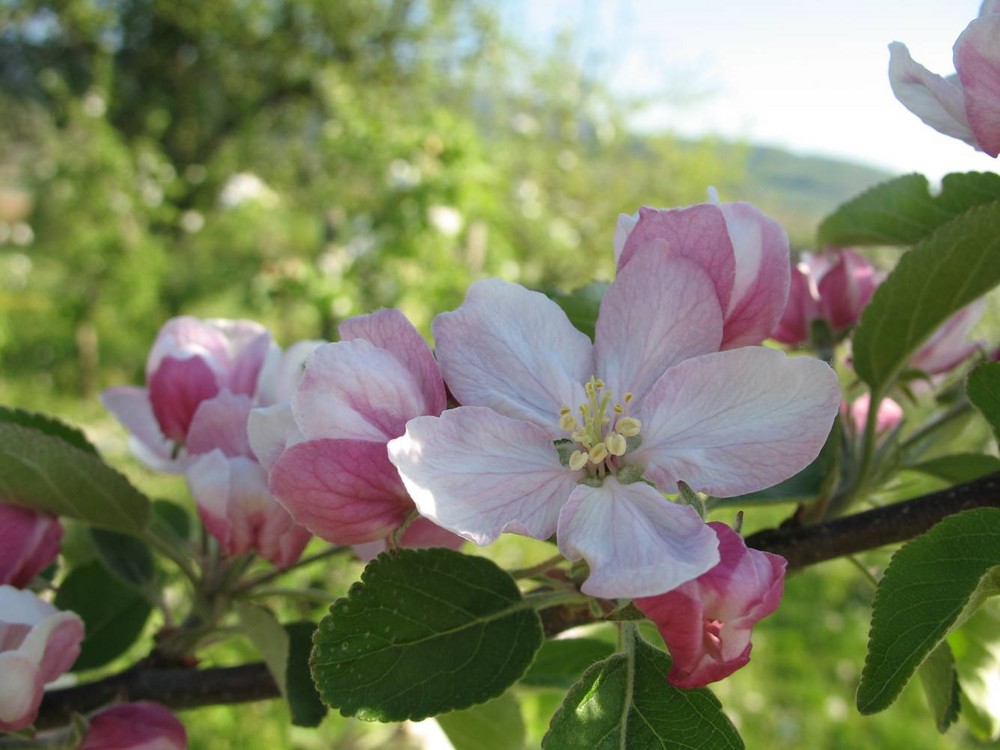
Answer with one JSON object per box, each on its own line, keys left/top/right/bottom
{"left": 772, "top": 249, "right": 881, "bottom": 346}
{"left": 0, "top": 504, "right": 62, "bottom": 588}
{"left": 889, "top": 4, "right": 1000, "bottom": 156}
{"left": 614, "top": 191, "right": 790, "bottom": 349}
{"left": 842, "top": 394, "right": 904, "bottom": 435}
{"left": 634, "top": 522, "right": 786, "bottom": 689}
{"left": 80, "top": 702, "right": 187, "bottom": 750}
{"left": 0, "top": 586, "right": 84, "bottom": 732}
{"left": 910, "top": 299, "right": 986, "bottom": 376}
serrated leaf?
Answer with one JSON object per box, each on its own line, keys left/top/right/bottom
{"left": 852, "top": 203, "right": 1000, "bottom": 395}
{"left": 284, "top": 621, "right": 327, "bottom": 728}
{"left": 237, "top": 602, "right": 290, "bottom": 698}
{"left": 916, "top": 641, "right": 961, "bottom": 733}
{"left": 818, "top": 171, "right": 1000, "bottom": 246}
{"left": 437, "top": 692, "right": 526, "bottom": 750}
{"left": 543, "top": 636, "right": 743, "bottom": 749}
{"left": 908, "top": 454, "right": 1000, "bottom": 483}
{"left": 521, "top": 638, "right": 616, "bottom": 689}
{"left": 55, "top": 561, "right": 151, "bottom": 671}
{"left": 547, "top": 281, "right": 608, "bottom": 340}
{"left": 88, "top": 528, "right": 155, "bottom": 591}
{"left": 0, "top": 406, "right": 98, "bottom": 455}
{"left": 312, "top": 548, "right": 543, "bottom": 722}
{"left": 968, "top": 362, "right": 1000, "bottom": 445}
{"left": 858, "top": 508, "right": 1000, "bottom": 715}
{"left": 0, "top": 423, "right": 151, "bottom": 533}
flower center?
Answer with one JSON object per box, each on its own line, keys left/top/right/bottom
{"left": 559, "top": 376, "right": 641, "bottom": 476}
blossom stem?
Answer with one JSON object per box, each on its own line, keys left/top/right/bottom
{"left": 508, "top": 554, "right": 567, "bottom": 580}
{"left": 522, "top": 589, "right": 590, "bottom": 611}
{"left": 232, "top": 544, "right": 351, "bottom": 593}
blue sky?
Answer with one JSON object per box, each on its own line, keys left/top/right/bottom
{"left": 500, "top": 1, "right": 995, "bottom": 180}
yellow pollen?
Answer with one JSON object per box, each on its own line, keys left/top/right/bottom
{"left": 606, "top": 433, "right": 627, "bottom": 456}
{"left": 569, "top": 450, "right": 588, "bottom": 471}
{"left": 559, "top": 412, "right": 577, "bottom": 431}
{"left": 588, "top": 443, "right": 609, "bottom": 464}
{"left": 616, "top": 417, "right": 641, "bottom": 437}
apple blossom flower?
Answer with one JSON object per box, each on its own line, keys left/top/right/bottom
{"left": 910, "top": 299, "right": 986, "bottom": 376}
{"left": 634, "top": 522, "right": 786, "bottom": 689}
{"left": 102, "top": 316, "right": 276, "bottom": 471}
{"left": 250, "top": 309, "right": 462, "bottom": 549}
{"left": 0, "top": 586, "right": 84, "bottom": 732}
{"left": 388, "top": 243, "right": 841, "bottom": 598}
{"left": 772, "top": 249, "right": 882, "bottom": 346}
{"left": 614, "top": 192, "right": 790, "bottom": 349}
{"left": 80, "top": 702, "right": 187, "bottom": 750}
{"left": 0, "top": 504, "right": 62, "bottom": 588}
{"left": 889, "top": 2, "right": 1000, "bottom": 156}
{"left": 842, "top": 393, "right": 904, "bottom": 436}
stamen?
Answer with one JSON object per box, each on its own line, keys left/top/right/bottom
{"left": 569, "top": 450, "right": 588, "bottom": 471}
{"left": 616, "top": 417, "right": 641, "bottom": 437}
{"left": 606, "top": 433, "right": 627, "bottom": 456}
{"left": 588, "top": 443, "right": 609, "bottom": 464}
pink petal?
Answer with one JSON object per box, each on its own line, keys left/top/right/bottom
{"left": 616, "top": 204, "right": 736, "bottom": 317}
{"left": 770, "top": 260, "right": 819, "bottom": 345}
{"left": 148, "top": 355, "right": 221, "bottom": 443}
{"left": 269, "top": 438, "right": 413, "bottom": 545}
{"left": 910, "top": 298, "right": 986, "bottom": 375}
{"left": 556, "top": 478, "right": 719, "bottom": 598}
{"left": 634, "top": 348, "right": 841, "bottom": 497}
{"left": 714, "top": 201, "right": 790, "bottom": 348}
{"left": 956, "top": 14, "right": 1000, "bottom": 156}
{"left": 0, "top": 651, "right": 43, "bottom": 731}
{"left": 352, "top": 518, "right": 465, "bottom": 562}
{"left": 186, "top": 391, "right": 253, "bottom": 458}
{"left": 0, "top": 504, "right": 62, "bottom": 589}
{"left": 146, "top": 316, "right": 230, "bottom": 375}
{"left": 247, "top": 403, "right": 303, "bottom": 472}
{"left": 388, "top": 407, "right": 579, "bottom": 545}
{"left": 256, "top": 339, "right": 323, "bottom": 406}
{"left": 433, "top": 279, "right": 591, "bottom": 429}
{"left": 223, "top": 326, "right": 274, "bottom": 397}
{"left": 101, "top": 387, "right": 178, "bottom": 471}
{"left": 81, "top": 702, "right": 187, "bottom": 750}
{"left": 595, "top": 253, "right": 723, "bottom": 403}
{"left": 816, "top": 249, "right": 880, "bottom": 331}
{"left": 293, "top": 340, "right": 431, "bottom": 443}
{"left": 187, "top": 450, "right": 233, "bottom": 547}
{"left": 888, "top": 42, "right": 976, "bottom": 146}
{"left": 339, "top": 309, "right": 447, "bottom": 415}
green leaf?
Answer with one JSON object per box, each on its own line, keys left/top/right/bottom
{"left": 818, "top": 171, "right": 1000, "bottom": 246}
{"left": 88, "top": 528, "right": 156, "bottom": 591}
{"left": 907, "top": 454, "right": 1000, "bottom": 484}
{"left": 857, "top": 508, "right": 1000, "bottom": 715}
{"left": 521, "top": 638, "right": 616, "bottom": 689}
{"left": 547, "top": 281, "right": 608, "bottom": 340}
{"left": 237, "top": 602, "right": 290, "bottom": 698}
{"left": 543, "top": 635, "right": 743, "bottom": 749}
{"left": 851, "top": 202, "right": 1000, "bottom": 394}
{"left": 916, "top": 641, "right": 960, "bottom": 733}
{"left": 438, "top": 693, "right": 526, "bottom": 750}
{"left": 0, "top": 423, "right": 151, "bottom": 533}
{"left": 0, "top": 406, "right": 98, "bottom": 455}
{"left": 311, "top": 548, "right": 544, "bottom": 722}
{"left": 968, "top": 362, "right": 1000, "bottom": 445}
{"left": 152, "top": 500, "right": 192, "bottom": 542}
{"left": 55, "top": 561, "right": 152, "bottom": 671}
{"left": 284, "top": 621, "right": 327, "bottom": 728}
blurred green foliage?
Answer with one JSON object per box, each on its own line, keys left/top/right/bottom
{"left": 0, "top": 0, "right": 733, "bottom": 401}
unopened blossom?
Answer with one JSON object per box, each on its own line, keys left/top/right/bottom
{"left": 634, "top": 522, "right": 786, "bottom": 689}
{"left": 0, "top": 503, "right": 62, "bottom": 588}
{"left": 80, "top": 702, "right": 187, "bottom": 750}
{"left": 250, "top": 309, "right": 462, "bottom": 549}
{"left": 102, "top": 316, "right": 275, "bottom": 471}
{"left": 842, "top": 393, "right": 904, "bottom": 435}
{"left": 614, "top": 191, "right": 790, "bottom": 349}
{"left": 772, "top": 249, "right": 881, "bottom": 346}
{"left": 389, "top": 242, "right": 841, "bottom": 598}
{"left": 911, "top": 299, "right": 986, "bottom": 376}
{"left": 0, "top": 586, "right": 84, "bottom": 732}
{"left": 889, "top": 2, "right": 1000, "bottom": 156}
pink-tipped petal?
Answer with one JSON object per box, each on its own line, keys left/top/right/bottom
{"left": 80, "top": 702, "right": 187, "bottom": 750}
{"left": 889, "top": 41, "right": 976, "bottom": 146}
{"left": 815, "top": 249, "right": 880, "bottom": 331}
{"left": 616, "top": 204, "right": 736, "bottom": 316}
{"left": 0, "top": 651, "right": 43, "bottom": 732}
{"left": 715, "top": 201, "right": 790, "bottom": 348}
{"left": 596, "top": 252, "right": 723, "bottom": 402}
{"left": 187, "top": 451, "right": 232, "bottom": 547}
{"left": 635, "top": 348, "right": 841, "bottom": 497}
{"left": 433, "top": 279, "right": 591, "bottom": 429}
{"left": 186, "top": 391, "right": 253, "bottom": 458}
{"left": 247, "top": 403, "right": 302, "bottom": 472}
{"left": 256, "top": 339, "right": 323, "bottom": 406}
{"left": 225, "top": 327, "right": 275, "bottom": 397}
{"left": 148, "top": 355, "right": 221, "bottom": 443}
{"left": 955, "top": 14, "right": 1000, "bottom": 156}
{"left": 293, "top": 340, "right": 430, "bottom": 443}
{"left": 0, "top": 504, "right": 62, "bottom": 589}
{"left": 556, "top": 478, "right": 719, "bottom": 598}
{"left": 352, "top": 518, "right": 465, "bottom": 562}
{"left": 101, "top": 387, "right": 177, "bottom": 470}
{"left": 388, "top": 408, "right": 579, "bottom": 545}
{"left": 339, "top": 309, "right": 447, "bottom": 415}
{"left": 911, "top": 298, "right": 986, "bottom": 375}
{"left": 146, "top": 316, "right": 230, "bottom": 375}
{"left": 269, "top": 438, "right": 413, "bottom": 545}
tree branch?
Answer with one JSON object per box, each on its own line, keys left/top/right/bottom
{"left": 34, "top": 471, "right": 1000, "bottom": 727}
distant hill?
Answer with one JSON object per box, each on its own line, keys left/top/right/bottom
{"left": 730, "top": 144, "right": 896, "bottom": 248}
